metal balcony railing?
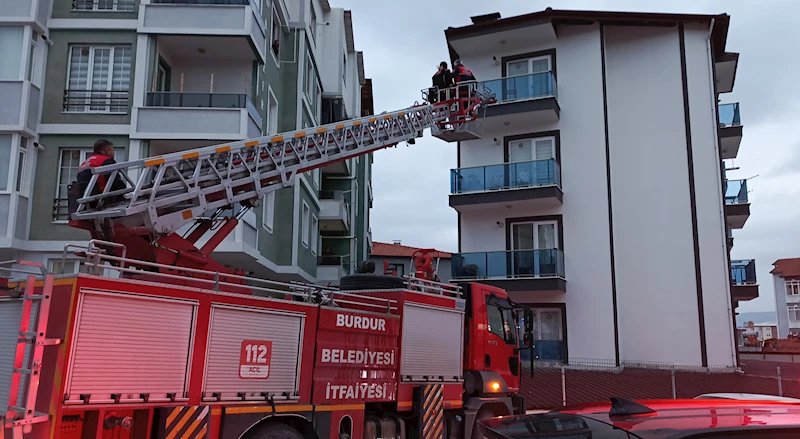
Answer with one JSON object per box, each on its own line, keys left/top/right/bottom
{"left": 63, "top": 89, "right": 130, "bottom": 113}
{"left": 53, "top": 198, "right": 69, "bottom": 222}
{"left": 145, "top": 92, "right": 252, "bottom": 108}
{"left": 731, "top": 259, "right": 757, "bottom": 286}
{"left": 481, "top": 71, "right": 558, "bottom": 104}
{"left": 719, "top": 102, "right": 741, "bottom": 127}
{"left": 451, "top": 249, "right": 565, "bottom": 279}
{"left": 72, "top": 0, "right": 135, "bottom": 11}
{"left": 725, "top": 179, "right": 749, "bottom": 205}
{"left": 450, "top": 158, "right": 561, "bottom": 194}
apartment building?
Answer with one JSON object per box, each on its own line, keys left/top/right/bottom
{"left": 772, "top": 258, "right": 800, "bottom": 338}
{"left": 3, "top": 0, "right": 373, "bottom": 284}
{"left": 439, "top": 9, "right": 755, "bottom": 368}
{"left": 0, "top": 1, "right": 51, "bottom": 259}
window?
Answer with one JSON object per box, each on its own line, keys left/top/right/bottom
{"left": 262, "top": 191, "right": 275, "bottom": 232}
{"left": 790, "top": 305, "right": 800, "bottom": 323}
{"left": 309, "top": 1, "right": 317, "bottom": 44}
{"left": 301, "top": 201, "right": 310, "bottom": 247}
{"left": 72, "top": 0, "right": 135, "bottom": 12}
{"left": 65, "top": 45, "right": 132, "bottom": 113}
{"left": 15, "top": 138, "right": 28, "bottom": 195}
{"left": 504, "top": 54, "right": 554, "bottom": 100}
{"left": 0, "top": 27, "right": 24, "bottom": 80}
{"left": 507, "top": 136, "right": 555, "bottom": 163}
{"left": 510, "top": 220, "right": 559, "bottom": 277}
{"left": 270, "top": 5, "right": 281, "bottom": 59}
{"left": 787, "top": 280, "right": 800, "bottom": 296}
{"left": 304, "top": 45, "right": 321, "bottom": 122}
{"left": 0, "top": 135, "right": 11, "bottom": 191}
{"left": 343, "top": 53, "right": 347, "bottom": 84}
{"left": 311, "top": 215, "right": 319, "bottom": 255}
{"left": 26, "top": 32, "right": 36, "bottom": 82}
{"left": 387, "top": 263, "right": 404, "bottom": 277}
{"left": 506, "top": 55, "right": 551, "bottom": 77}
{"left": 485, "top": 296, "right": 517, "bottom": 346}
{"left": 267, "top": 89, "right": 279, "bottom": 135}
{"left": 312, "top": 169, "right": 320, "bottom": 189}
{"left": 527, "top": 307, "right": 565, "bottom": 362}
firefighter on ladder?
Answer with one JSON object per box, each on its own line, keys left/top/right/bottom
{"left": 452, "top": 59, "right": 477, "bottom": 119}
{"left": 75, "top": 139, "right": 126, "bottom": 207}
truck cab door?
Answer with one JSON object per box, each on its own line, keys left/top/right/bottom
{"left": 481, "top": 295, "right": 521, "bottom": 391}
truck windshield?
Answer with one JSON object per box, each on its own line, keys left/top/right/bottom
{"left": 486, "top": 296, "right": 518, "bottom": 346}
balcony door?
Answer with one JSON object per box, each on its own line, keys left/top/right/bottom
{"left": 510, "top": 221, "right": 558, "bottom": 277}
{"left": 504, "top": 55, "right": 552, "bottom": 100}
{"left": 506, "top": 137, "right": 555, "bottom": 187}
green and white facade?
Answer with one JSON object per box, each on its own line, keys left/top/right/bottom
{"left": 0, "top": 0, "right": 374, "bottom": 285}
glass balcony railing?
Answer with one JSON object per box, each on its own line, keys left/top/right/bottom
{"left": 719, "top": 102, "right": 741, "bottom": 127}
{"left": 731, "top": 259, "right": 756, "bottom": 285}
{"left": 450, "top": 158, "right": 560, "bottom": 194}
{"left": 481, "top": 71, "right": 557, "bottom": 104}
{"left": 146, "top": 92, "right": 252, "bottom": 108}
{"left": 451, "top": 249, "right": 565, "bottom": 279}
{"left": 725, "top": 179, "right": 748, "bottom": 205}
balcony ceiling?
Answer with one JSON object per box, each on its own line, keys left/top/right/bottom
{"left": 448, "top": 23, "right": 557, "bottom": 60}
{"left": 158, "top": 35, "right": 257, "bottom": 61}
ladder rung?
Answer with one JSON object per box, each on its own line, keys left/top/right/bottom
{"left": 37, "top": 338, "right": 61, "bottom": 346}
{"left": 23, "top": 295, "right": 43, "bottom": 300}
{"left": 19, "top": 331, "right": 37, "bottom": 338}
{"left": 13, "top": 368, "right": 32, "bottom": 375}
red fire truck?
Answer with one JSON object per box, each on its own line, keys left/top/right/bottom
{"left": 1, "top": 84, "right": 534, "bottom": 439}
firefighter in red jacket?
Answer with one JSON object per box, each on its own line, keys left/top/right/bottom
{"left": 76, "top": 139, "right": 126, "bottom": 205}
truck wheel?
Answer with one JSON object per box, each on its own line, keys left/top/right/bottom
{"left": 339, "top": 274, "right": 405, "bottom": 291}
{"left": 250, "top": 424, "right": 303, "bottom": 439}
{"left": 472, "top": 405, "right": 505, "bottom": 439}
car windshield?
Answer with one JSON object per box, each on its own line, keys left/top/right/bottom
{"left": 486, "top": 296, "right": 518, "bottom": 346}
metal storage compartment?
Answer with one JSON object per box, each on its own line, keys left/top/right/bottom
{"left": 400, "top": 302, "right": 464, "bottom": 382}
{"left": 65, "top": 289, "right": 197, "bottom": 403}
{"left": 0, "top": 298, "right": 23, "bottom": 415}
{"left": 203, "top": 304, "right": 305, "bottom": 399}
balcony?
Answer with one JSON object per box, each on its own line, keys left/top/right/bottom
{"left": 715, "top": 52, "right": 739, "bottom": 94}
{"left": 449, "top": 159, "right": 562, "bottom": 212}
{"left": 321, "top": 158, "right": 350, "bottom": 176}
{"left": 317, "top": 255, "right": 351, "bottom": 286}
{"left": 482, "top": 72, "right": 559, "bottom": 128}
{"left": 138, "top": 0, "right": 266, "bottom": 63}
{"left": 725, "top": 179, "right": 750, "bottom": 229}
{"left": 451, "top": 249, "right": 566, "bottom": 295}
{"left": 731, "top": 259, "right": 758, "bottom": 304}
{"left": 132, "top": 92, "right": 262, "bottom": 140}
{"left": 719, "top": 103, "right": 743, "bottom": 159}
{"left": 318, "top": 190, "right": 350, "bottom": 232}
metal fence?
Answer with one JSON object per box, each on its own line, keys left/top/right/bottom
{"left": 519, "top": 357, "right": 800, "bottom": 409}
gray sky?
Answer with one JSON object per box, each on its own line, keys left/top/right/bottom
{"left": 336, "top": 0, "right": 800, "bottom": 313}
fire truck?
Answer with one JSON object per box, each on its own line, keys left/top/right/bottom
{"left": 0, "top": 83, "right": 534, "bottom": 439}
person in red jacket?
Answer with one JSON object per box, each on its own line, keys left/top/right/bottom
{"left": 76, "top": 139, "right": 126, "bottom": 203}
{"left": 453, "top": 59, "right": 476, "bottom": 84}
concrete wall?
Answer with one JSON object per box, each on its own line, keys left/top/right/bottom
{"left": 775, "top": 275, "right": 790, "bottom": 338}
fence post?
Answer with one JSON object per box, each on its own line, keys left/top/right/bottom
{"left": 778, "top": 366, "right": 783, "bottom": 397}
{"left": 561, "top": 365, "right": 566, "bottom": 407}
{"left": 671, "top": 368, "right": 677, "bottom": 399}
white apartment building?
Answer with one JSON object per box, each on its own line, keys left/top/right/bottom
{"left": 440, "top": 9, "right": 751, "bottom": 368}
{"left": 772, "top": 258, "right": 800, "bottom": 338}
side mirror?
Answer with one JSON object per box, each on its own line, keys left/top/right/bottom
{"left": 524, "top": 309, "right": 534, "bottom": 333}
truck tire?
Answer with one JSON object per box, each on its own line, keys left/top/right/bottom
{"left": 339, "top": 274, "right": 405, "bottom": 291}
{"left": 250, "top": 424, "right": 303, "bottom": 439}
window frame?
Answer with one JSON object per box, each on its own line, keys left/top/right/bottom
{"left": 15, "top": 137, "right": 28, "bottom": 196}
{"left": 262, "top": 191, "right": 275, "bottom": 232}
{"left": 54, "top": 147, "right": 126, "bottom": 222}
{"left": 504, "top": 54, "right": 552, "bottom": 78}
{"left": 72, "top": 0, "right": 135, "bottom": 12}
{"left": 789, "top": 304, "right": 800, "bottom": 323}
{"left": 64, "top": 44, "right": 133, "bottom": 114}
{"left": 26, "top": 31, "right": 37, "bottom": 82}
{"left": 343, "top": 52, "right": 347, "bottom": 84}
{"left": 510, "top": 220, "right": 559, "bottom": 251}
{"left": 301, "top": 201, "right": 310, "bottom": 248}
{"left": 786, "top": 280, "right": 800, "bottom": 296}
{"left": 506, "top": 135, "right": 556, "bottom": 164}
{"left": 310, "top": 214, "right": 319, "bottom": 255}
{"left": 309, "top": 0, "right": 317, "bottom": 44}
{"left": 266, "top": 86, "right": 279, "bottom": 136}
{"left": 269, "top": 3, "right": 281, "bottom": 66}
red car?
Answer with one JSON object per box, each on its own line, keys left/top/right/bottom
{"left": 476, "top": 397, "right": 800, "bottom": 438}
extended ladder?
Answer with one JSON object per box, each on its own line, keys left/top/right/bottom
{"left": 1, "top": 262, "right": 60, "bottom": 439}
{"left": 71, "top": 103, "right": 452, "bottom": 236}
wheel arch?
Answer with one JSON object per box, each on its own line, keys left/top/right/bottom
{"left": 238, "top": 414, "right": 320, "bottom": 439}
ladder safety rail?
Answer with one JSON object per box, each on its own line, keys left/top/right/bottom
{"left": 404, "top": 276, "right": 463, "bottom": 298}
{"left": 66, "top": 246, "right": 400, "bottom": 313}
{"left": 72, "top": 104, "right": 452, "bottom": 236}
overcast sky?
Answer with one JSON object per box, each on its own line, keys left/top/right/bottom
{"left": 335, "top": 0, "right": 800, "bottom": 314}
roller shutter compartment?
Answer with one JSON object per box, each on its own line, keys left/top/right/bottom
{"left": 203, "top": 304, "right": 305, "bottom": 399}
{"left": 65, "top": 290, "right": 196, "bottom": 403}
{"left": 0, "top": 299, "right": 23, "bottom": 415}
{"left": 400, "top": 302, "right": 464, "bottom": 382}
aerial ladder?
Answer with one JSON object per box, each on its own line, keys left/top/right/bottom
{"left": 68, "top": 83, "right": 495, "bottom": 290}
